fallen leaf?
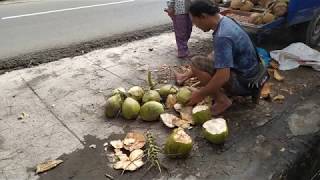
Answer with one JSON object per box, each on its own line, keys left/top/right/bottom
{"left": 89, "top": 144, "right": 96, "bottom": 149}
{"left": 261, "top": 83, "right": 272, "bottom": 98}
{"left": 103, "top": 142, "right": 109, "bottom": 147}
{"left": 129, "top": 149, "right": 144, "bottom": 161}
{"left": 113, "top": 149, "right": 144, "bottom": 171}
{"left": 36, "top": 160, "right": 63, "bottom": 174}
{"left": 273, "top": 95, "right": 285, "bottom": 102}
{"left": 123, "top": 132, "right": 146, "bottom": 151}
{"left": 273, "top": 70, "right": 284, "bottom": 81}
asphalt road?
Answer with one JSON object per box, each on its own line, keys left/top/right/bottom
{"left": 0, "top": 0, "right": 170, "bottom": 59}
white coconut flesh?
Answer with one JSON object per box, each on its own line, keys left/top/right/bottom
{"left": 192, "top": 105, "right": 209, "bottom": 114}
{"left": 203, "top": 118, "right": 227, "bottom": 135}
{"left": 160, "top": 113, "right": 177, "bottom": 128}
{"left": 174, "top": 103, "right": 183, "bottom": 112}
{"left": 110, "top": 140, "right": 124, "bottom": 149}
{"left": 173, "top": 129, "right": 192, "bottom": 144}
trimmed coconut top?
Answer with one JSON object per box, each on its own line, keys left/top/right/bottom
{"left": 192, "top": 105, "right": 209, "bottom": 114}
{"left": 203, "top": 118, "right": 227, "bottom": 135}
{"left": 173, "top": 128, "right": 192, "bottom": 144}
{"left": 128, "top": 86, "right": 144, "bottom": 96}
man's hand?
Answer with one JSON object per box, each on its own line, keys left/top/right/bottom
{"left": 164, "top": 8, "right": 175, "bottom": 18}
{"left": 187, "top": 89, "right": 205, "bottom": 106}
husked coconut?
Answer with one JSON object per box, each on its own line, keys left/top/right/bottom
{"left": 262, "top": 12, "right": 275, "bottom": 24}
{"left": 240, "top": 1, "right": 254, "bottom": 11}
{"left": 272, "top": 2, "right": 287, "bottom": 17}
{"left": 230, "top": 0, "right": 243, "bottom": 9}
{"left": 249, "top": 13, "right": 263, "bottom": 25}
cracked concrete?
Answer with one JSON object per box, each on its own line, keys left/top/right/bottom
{"left": 0, "top": 28, "right": 319, "bottom": 180}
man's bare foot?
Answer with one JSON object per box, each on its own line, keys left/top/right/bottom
{"left": 174, "top": 69, "right": 193, "bottom": 86}
{"left": 212, "top": 98, "right": 232, "bottom": 116}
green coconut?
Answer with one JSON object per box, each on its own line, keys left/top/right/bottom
{"left": 112, "top": 87, "right": 127, "bottom": 100}
{"left": 128, "top": 86, "right": 144, "bottom": 102}
{"left": 140, "top": 101, "right": 164, "bottom": 121}
{"left": 164, "top": 128, "right": 193, "bottom": 158}
{"left": 142, "top": 90, "right": 161, "bottom": 104}
{"left": 122, "top": 97, "right": 141, "bottom": 120}
{"left": 105, "top": 94, "right": 123, "bottom": 118}
{"left": 159, "top": 84, "right": 178, "bottom": 97}
{"left": 176, "top": 87, "right": 192, "bottom": 105}
{"left": 192, "top": 105, "right": 212, "bottom": 125}
{"left": 202, "top": 118, "right": 228, "bottom": 144}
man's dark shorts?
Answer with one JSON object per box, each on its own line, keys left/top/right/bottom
{"left": 190, "top": 55, "right": 254, "bottom": 96}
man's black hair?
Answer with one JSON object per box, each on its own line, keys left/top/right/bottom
{"left": 189, "top": 0, "right": 220, "bottom": 17}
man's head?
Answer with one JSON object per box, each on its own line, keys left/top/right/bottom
{"left": 189, "top": 0, "right": 220, "bottom": 32}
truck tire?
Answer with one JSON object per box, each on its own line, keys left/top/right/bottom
{"left": 306, "top": 12, "right": 320, "bottom": 48}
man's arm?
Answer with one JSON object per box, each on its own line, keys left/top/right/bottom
{"left": 199, "top": 68, "right": 230, "bottom": 97}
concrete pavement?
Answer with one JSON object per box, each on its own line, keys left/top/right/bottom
{"left": 0, "top": 29, "right": 320, "bottom": 180}
{"left": 0, "top": 0, "right": 170, "bottom": 59}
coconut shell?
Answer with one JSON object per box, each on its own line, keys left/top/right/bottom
{"left": 192, "top": 105, "right": 212, "bottom": 125}
{"left": 249, "top": 13, "right": 263, "bottom": 25}
{"left": 240, "top": 1, "right": 254, "bottom": 11}
{"left": 164, "top": 128, "right": 193, "bottom": 158}
{"left": 262, "top": 12, "right": 275, "bottom": 24}
{"left": 230, "top": 0, "right": 243, "bottom": 9}
{"left": 202, "top": 119, "right": 228, "bottom": 144}
{"left": 272, "top": 2, "right": 287, "bottom": 17}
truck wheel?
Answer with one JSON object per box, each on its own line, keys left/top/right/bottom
{"left": 306, "top": 12, "right": 320, "bottom": 48}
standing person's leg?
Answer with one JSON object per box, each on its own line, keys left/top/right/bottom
{"left": 173, "top": 14, "right": 191, "bottom": 58}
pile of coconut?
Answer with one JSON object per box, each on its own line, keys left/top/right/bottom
{"left": 105, "top": 80, "right": 229, "bottom": 172}
{"left": 229, "top": 0, "right": 289, "bottom": 25}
